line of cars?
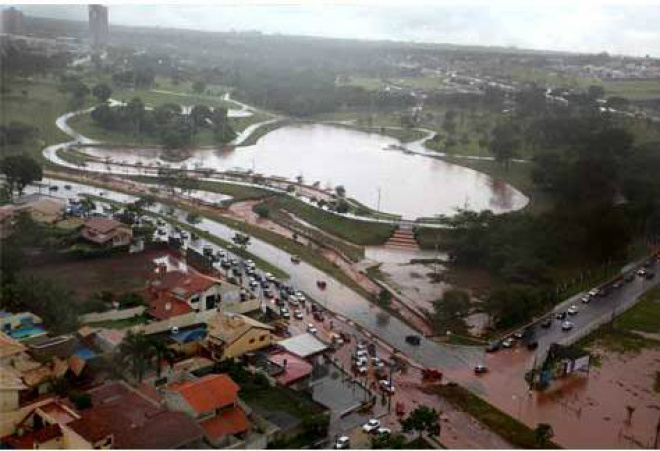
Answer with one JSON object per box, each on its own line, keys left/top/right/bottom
{"left": 333, "top": 420, "right": 391, "bottom": 449}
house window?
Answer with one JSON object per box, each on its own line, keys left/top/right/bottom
{"left": 190, "top": 296, "right": 200, "bottom": 303}
{"left": 205, "top": 295, "right": 216, "bottom": 310}
{"left": 249, "top": 338, "right": 255, "bottom": 344}
{"left": 259, "top": 335, "right": 267, "bottom": 341}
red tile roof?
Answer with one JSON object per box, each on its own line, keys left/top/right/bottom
{"left": 3, "top": 424, "right": 63, "bottom": 449}
{"left": 69, "top": 381, "right": 203, "bottom": 449}
{"left": 150, "top": 270, "right": 219, "bottom": 300}
{"left": 268, "top": 350, "right": 314, "bottom": 386}
{"left": 168, "top": 374, "right": 240, "bottom": 415}
{"left": 200, "top": 407, "right": 249, "bottom": 440}
{"left": 148, "top": 293, "right": 193, "bottom": 320}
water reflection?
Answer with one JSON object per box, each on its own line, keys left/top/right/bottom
{"left": 81, "top": 123, "right": 528, "bottom": 219}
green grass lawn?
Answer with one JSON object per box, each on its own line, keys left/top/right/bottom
{"left": 338, "top": 76, "right": 384, "bottom": 91}
{"left": 616, "top": 287, "right": 660, "bottom": 334}
{"left": 432, "top": 384, "right": 559, "bottom": 449}
{"left": 1, "top": 77, "right": 88, "bottom": 163}
{"left": 391, "top": 75, "right": 446, "bottom": 90}
{"left": 267, "top": 195, "right": 395, "bottom": 246}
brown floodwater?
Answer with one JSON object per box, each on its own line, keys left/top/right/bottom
{"left": 80, "top": 123, "right": 528, "bottom": 219}
{"left": 454, "top": 347, "right": 660, "bottom": 449}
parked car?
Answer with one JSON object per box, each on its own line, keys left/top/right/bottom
{"left": 294, "top": 310, "right": 303, "bottom": 320}
{"left": 474, "top": 364, "right": 488, "bottom": 375}
{"left": 624, "top": 273, "right": 635, "bottom": 283}
{"left": 561, "top": 321, "right": 574, "bottom": 331}
{"left": 645, "top": 271, "right": 655, "bottom": 280}
{"left": 405, "top": 335, "right": 421, "bottom": 346}
{"left": 486, "top": 340, "right": 501, "bottom": 352}
{"left": 502, "top": 338, "right": 515, "bottom": 348}
{"left": 280, "top": 310, "right": 290, "bottom": 320}
{"left": 580, "top": 295, "right": 591, "bottom": 304}
{"left": 568, "top": 305, "right": 579, "bottom": 315}
{"left": 588, "top": 288, "right": 600, "bottom": 297}
{"left": 541, "top": 319, "right": 552, "bottom": 328}
{"left": 555, "top": 311, "right": 567, "bottom": 320}
{"left": 526, "top": 341, "right": 539, "bottom": 350}
{"left": 362, "top": 419, "right": 381, "bottom": 433}
{"left": 334, "top": 436, "right": 350, "bottom": 449}
{"left": 307, "top": 324, "right": 318, "bottom": 334}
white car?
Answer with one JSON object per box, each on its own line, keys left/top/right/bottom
{"left": 588, "top": 288, "right": 600, "bottom": 297}
{"left": 293, "top": 310, "right": 303, "bottom": 320}
{"left": 356, "top": 349, "right": 368, "bottom": 358}
{"left": 307, "top": 324, "right": 318, "bottom": 334}
{"left": 355, "top": 365, "right": 367, "bottom": 375}
{"left": 356, "top": 343, "right": 367, "bottom": 352}
{"left": 379, "top": 379, "right": 395, "bottom": 394}
{"left": 502, "top": 338, "right": 514, "bottom": 348}
{"left": 362, "top": 419, "right": 381, "bottom": 433}
{"left": 567, "top": 305, "right": 579, "bottom": 315}
{"left": 561, "top": 321, "right": 574, "bottom": 331}
{"left": 355, "top": 357, "right": 368, "bottom": 367}
{"left": 334, "top": 436, "right": 350, "bottom": 449}
{"left": 580, "top": 295, "right": 591, "bottom": 304}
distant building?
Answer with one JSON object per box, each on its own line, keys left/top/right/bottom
{"left": 88, "top": 4, "right": 109, "bottom": 48}
{"left": 204, "top": 313, "right": 274, "bottom": 361}
{"left": 1, "top": 7, "right": 24, "bottom": 35}
{"left": 80, "top": 217, "right": 132, "bottom": 247}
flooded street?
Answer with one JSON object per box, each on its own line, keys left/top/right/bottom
{"left": 460, "top": 345, "right": 660, "bottom": 449}
{"left": 78, "top": 123, "right": 528, "bottom": 219}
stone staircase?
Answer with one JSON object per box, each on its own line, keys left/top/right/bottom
{"left": 384, "top": 225, "right": 419, "bottom": 250}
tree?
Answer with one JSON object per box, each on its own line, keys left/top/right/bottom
{"left": 150, "top": 337, "right": 174, "bottom": 378}
{"left": 587, "top": 84, "right": 605, "bottom": 100}
{"left": 534, "top": 423, "right": 554, "bottom": 447}
{"left": 232, "top": 232, "right": 251, "bottom": 251}
{"left": 0, "top": 155, "right": 43, "bottom": 198}
{"left": 92, "top": 83, "right": 112, "bottom": 103}
{"left": 430, "top": 289, "right": 470, "bottom": 334}
{"left": 192, "top": 80, "right": 206, "bottom": 94}
{"left": 372, "top": 433, "right": 406, "bottom": 449}
{"left": 119, "top": 331, "right": 154, "bottom": 382}
{"left": 489, "top": 123, "right": 520, "bottom": 169}
{"left": 254, "top": 203, "right": 270, "bottom": 219}
{"left": 335, "top": 185, "right": 346, "bottom": 198}
{"left": 377, "top": 289, "right": 392, "bottom": 309}
{"left": 400, "top": 406, "right": 441, "bottom": 441}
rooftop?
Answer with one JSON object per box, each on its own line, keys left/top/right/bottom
{"left": 150, "top": 270, "right": 220, "bottom": 300}
{"left": 200, "top": 407, "right": 249, "bottom": 440}
{"left": 0, "top": 331, "right": 26, "bottom": 358}
{"left": 268, "top": 350, "right": 314, "bottom": 386}
{"left": 168, "top": 373, "right": 240, "bottom": 415}
{"left": 69, "top": 381, "right": 203, "bottom": 449}
{"left": 207, "top": 313, "right": 273, "bottom": 345}
{"left": 276, "top": 333, "right": 329, "bottom": 359}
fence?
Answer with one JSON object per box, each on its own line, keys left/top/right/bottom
{"left": 79, "top": 306, "right": 146, "bottom": 324}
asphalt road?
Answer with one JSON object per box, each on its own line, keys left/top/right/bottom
{"left": 524, "top": 258, "right": 660, "bottom": 359}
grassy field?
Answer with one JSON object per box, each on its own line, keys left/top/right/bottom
{"left": 602, "top": 79, "right": 660, "bottom": 101}
{"left": 615, "top": 287, "right": 660, "bottom": 334}
{"left": 0, "top": 77, "right": 88, "bottom": 163}
{"left": 432, "top": 384, "right": 559, "bottom": 449}
{"left": 338, "top": 76, "right": 384, "bottom": 91}
{"left": 266, "top": 195, "right": 395, "bottom": 246}
{"left": 390, "top": 75, "right": 446, "bottom": 90}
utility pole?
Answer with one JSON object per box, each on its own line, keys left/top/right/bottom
{"left": 377, "top": 187, "right": 382, "bottom": 212}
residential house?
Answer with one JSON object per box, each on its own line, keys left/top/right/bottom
{"left": 147, "top": 266, "right": 243, "bottom": 320}
{"left": 80, "top": 217, "right": 133, "bottom": 247}
{"left": 204, "top": 313, "right": 274, "bottom": 361}
{"left": 1, "top": 382, "right": 205, "bottom": 449}
{"left": 14, "top": 198, "right": 66, "bottom": 224}
{"left": 66, "top": 381, "right": 204, "bottom": 449}
{"left": 277, "top": 333, "right": 329, "bottom": 362}
{"left": 164, "top": 373, "right": 250, "bottom": 447}
{"left": 266, "top": 350, "right": 313, "bottom": 390}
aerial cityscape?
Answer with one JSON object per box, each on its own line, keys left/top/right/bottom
{"left": 1, "top": 2, "right": 659, "bottom": 450}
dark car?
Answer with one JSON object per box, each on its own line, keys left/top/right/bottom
{"left": 486, "top": 341, "right": 501, "bottom": 353}
{"left": 555, "top": 311, "right": 567, "bottom": 320}
{"left": 405, "top": 335, "right": 421, "bottom": 346}
{"left": 645, "top": 271, "right": 656, "bottom": 280}
{"left": 624, "top": 273, "right": 635, "bottom": 283}
{"left": 541, "top": 318, "right": 552, "bottom": 328}
{"left": 526, "top": 341, "right": 539, "bottom": 350}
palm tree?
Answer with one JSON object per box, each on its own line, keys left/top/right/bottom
{"left": 119, "top": 331, "right": 154, "bottom": 383}
{"left": 534, "top": 423, "right": 554, "bottom": 447}
{"left": 149, "top": 337, "right": 174, "bottom": 378}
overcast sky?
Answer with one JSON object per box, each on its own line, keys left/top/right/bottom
{"left": 18, "top": 1, "right": 660, "bottom": 57}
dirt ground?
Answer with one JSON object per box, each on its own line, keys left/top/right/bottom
{"left": 24, "top": 248, "right": 176, "bottom": 300}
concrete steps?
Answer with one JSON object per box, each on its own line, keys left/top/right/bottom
{"left": 385, "top": 226, "right": 419, "bottom": 250}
